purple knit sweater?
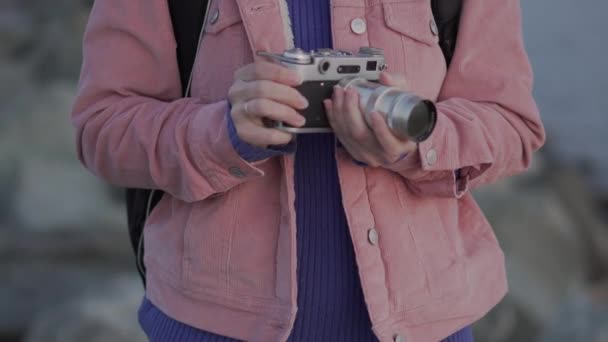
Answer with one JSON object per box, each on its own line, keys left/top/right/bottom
{"left": 138, "top": 0, "right": 473, "bottom": 340}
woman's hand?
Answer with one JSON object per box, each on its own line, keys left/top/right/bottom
{"left": 228, "top": 61, "right": 309, "bottom": 148}
{"left": 324, "top": 71, "right": 418, "bottom": 167}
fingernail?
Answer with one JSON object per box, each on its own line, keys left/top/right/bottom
{"left": 300, "top": 97, "right": 309, "bottom": 108}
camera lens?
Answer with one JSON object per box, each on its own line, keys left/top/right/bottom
{"left": 319, "top": 60, "right": 331, "bottom": 74}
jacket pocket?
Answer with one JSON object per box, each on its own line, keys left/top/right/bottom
{"left": 190, "top": 0, "right": 252, "bottom": 103}
{"left": 181, "top": 161, "right": 282, "bottom": 302}
{"left": 388, "top": 175, "right": 466, "bottom": 312}
{"left": 205, "top": 0, "right": 243, "bottom": 34}
{"left": 225, "top": 165, "right": 283, "bottom": 299}
{"left": 381, "top": 0, "right": 439, "bottom": 46}
{"left": 366, "top": 0, "right": 446, "bottom": 100}
{"left": 182, "top": 191, "right": 235, "bottom": 291}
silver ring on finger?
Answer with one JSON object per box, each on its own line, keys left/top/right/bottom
{"left": 244, "top": 100, "right": 252, "bottom": 115}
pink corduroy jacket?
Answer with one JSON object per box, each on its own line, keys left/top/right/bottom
{"left": 71, "top": 0, "right": 545, "bottom": 340}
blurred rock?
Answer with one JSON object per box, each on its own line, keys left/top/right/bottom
{"left": 0, "top": 229, "right": 133, "bottom": 264}
{"left": 0, "top": 263, "right": 137, "bottom": 339}
{"left": 35, "top": 0, "right": 91, "bottom": 81}
{"left": 13, "top": 157, "right": 125, "bottom": 231}
{"left": 0, "top": 76, "right": 128, "bottom": 231}
{"left": 0, "top": 81, "right": 78, "bottom": 162}
{"left": 24, "top": 276, "right": 146, "bottom": 342}
{"left": 0, "top": 156, "right": 19, "bottom": 222}
{"left": 539, "top": 281, "right": 608, "bottom": 342}
{"left": 474, "top": 294, "right": 540, "bottom": 342}
{"left": 0, "top": 62, "right": 32, "bottom": 127}
{"left": 546, "top": 166, "right": 608, "bottom": 281}
{"left": 472, "top": 156, "right": 588, "bottom": 341}
{"left": 0, "top": 79, "right": 123, "bottom": 229}
{"left": 0, "top": 228, "right": 136, "bottom": 338}
{"left": 0, "top": 1, "right": 34, "bottom": 58}
{"left": 0, "top": 0, "right": 91, "bottom": 81}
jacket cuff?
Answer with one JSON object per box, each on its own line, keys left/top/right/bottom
{"left": 388, "top": 151, "right": 468, "bottom": 198}
{"left": 188, "top": 101, "right": 268, "bottom": 193}
{"left": 384, "top": 114, "right": 482, "bottom": 198}
{"left": 226, "top": 109, "right": 296, "bottom": 162}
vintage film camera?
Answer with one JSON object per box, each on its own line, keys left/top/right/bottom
{"left": 258, "top": 47, "right": 437, "bottom": 142}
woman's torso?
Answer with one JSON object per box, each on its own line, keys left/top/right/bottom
{"left": 141, "top": 0, "right": 508, "bottom": 340}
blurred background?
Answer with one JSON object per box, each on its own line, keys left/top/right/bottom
{"left": 1, "top": 0, "right": 607, "bottom": 341}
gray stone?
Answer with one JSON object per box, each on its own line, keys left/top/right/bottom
{"left": 473, "top": 294, "right": 541, "bottom": 342}
{"left": 0, "top": 0, "right": 91, "bottom": 80}
{"left": 16, "top": 0, "right": 91, "bottom": 81}
{"left": 0, "top": 78, "right": 126, "bottom": 232}
{"left": 0, "top": 263, "right": 136, "bottom": 338}
{"left": 473, "top": 157, "right": 587, "bottom": 325}
{"left": 0, "top": 62, "right": 32, "bottom": 124}
{"left": 0, "top": 228, "right": 136, "bottom": 338}
{"left": 23, "top": 276, "right": 146, "bottom": 342}
{"left": 0, "top": 228, "right": 134, "bottom": 264}
{"left": 0, "top": 2, "right": 34, "bottom": 58}
{"left": 539, "top": 282, "right": 608, "bottom": 342}
{"left": 0, "top": 81, "right": 79, "bottom": 162}
{"left": 0, "top": 156, "right": 19, "bottom": 222}
{"left": 13, "top": 157, "right": 125, "bottom": 231}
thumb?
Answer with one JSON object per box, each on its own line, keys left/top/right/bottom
{"left": 379, "top": 71, "right": 408, "bottom": 90}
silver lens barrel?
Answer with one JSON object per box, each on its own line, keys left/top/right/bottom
{"left": 338, "top": 77, "right": 437, "bottom": 142}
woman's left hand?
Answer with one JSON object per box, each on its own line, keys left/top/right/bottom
{"left": 324, "top": 71, "right": 418, "bottom": 167}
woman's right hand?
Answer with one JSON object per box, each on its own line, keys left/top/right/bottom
{"left": 228, "top": 61, "right": 309, "bottom": 148}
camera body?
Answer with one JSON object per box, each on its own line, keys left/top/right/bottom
{"left": 258, "top": 47, "right": 387, "bottom": 133}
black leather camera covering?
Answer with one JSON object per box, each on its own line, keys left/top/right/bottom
{"left": 292, "top": 80, "right": 340, "bottom": 129}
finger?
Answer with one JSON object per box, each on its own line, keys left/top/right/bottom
{"left": 244, "top": 98, "right": 306, "bottom": 127}
{"left": 330, "top": 86, "right": 347, "bottom": 132}
{"left": 323, "top": 99, "right": 334, "bottom": 124}
{"left": 342, "top": 87, "right": 372, "bottom": 140}
{"left": 241, "top": 80, "right": 309, "bottom": 110}
{"left": 355, "top": 152, "right": 383, "bottom": 168}
{"left": 369, "top": 111, "right": 406, "bottom": 160}
{"left": 227, "top": 79, "right": 247, "bottom": 104}
{"left": 237, "top": 121, "right": 294, "bottom": 147}
{"left": 339, "top": 139, "right": 365, "bottom": 163}
{"left": 379, "top": 71, "right": 408, "bottom": 90}
{"left": 339, "top": 136, "right": 381, "bottom": 167}
{"left": 235, "top": 61, "right": 302, "bottom": 86}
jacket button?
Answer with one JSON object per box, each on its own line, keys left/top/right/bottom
{"left": 350, "top": 18, "right": 367, "bottom": 35}
{"left": 210, "top": 8, "right": 220, "bottom": 25}
{"left": 394, "top": 334, "right": 405, "bottom": 342}
{"left": 229, "top": 166, "right": 246, "bottom": 178}
{"left": 430, "top": 19, "right": 438, "bottom": 36}
{"left": 426, "top": 148, "right": 437, "bottom": 166}
{"left": 367, "top": 228, "right": 379, "bottom": 245}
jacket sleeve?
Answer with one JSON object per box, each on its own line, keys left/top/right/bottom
{"left": 226, "top": 105, "right": 297, "bottom": 162}
{"left": 385, "top": 0, "right": 545, "bottom": 198}
{"left": 71, "top": 0, "right": 266, "bottom": 203}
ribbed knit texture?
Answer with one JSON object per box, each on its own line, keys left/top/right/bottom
{"left": 138, "top": 0, "right": 474, "bottom": 340}
{"left": 289, "top": 133, "right": 379, "bottom": 341}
